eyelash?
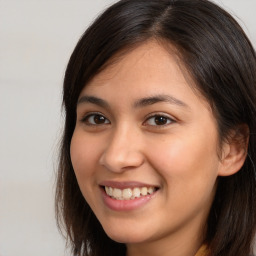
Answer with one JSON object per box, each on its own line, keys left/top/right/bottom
{"left": 143, "top": 113, "right": 175, "bottom": 127}
{"left": 80, "top": 112, "right": 110, "bottom": 126}
{"left": 80, "top": 112, "right": 175, "bottom": 127}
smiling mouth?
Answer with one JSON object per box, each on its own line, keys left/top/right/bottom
{"left": 104, "top": 186, "right": 158, "bottom": 200}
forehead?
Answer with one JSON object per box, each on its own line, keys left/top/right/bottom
{"left": 80, "top": 40, "right": 210, "bottom": 110}
{"left": 87, "top": 40, "right": 186, "bottom": 86}
{"left": 88, "top": 40, "right": 182, "bottom": 81}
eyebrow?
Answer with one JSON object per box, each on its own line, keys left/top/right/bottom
{"left": 133, "top": 94, "right": 189, "bottom": 109}
{"left": 77, "top": 95, "right": 109, "bottom": 108}
{"left": 77, "top": 94, "right": 189, "bottom": 109}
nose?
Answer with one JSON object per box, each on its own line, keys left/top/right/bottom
{"left": 99, "top": 126, "right": 145, "bottom": 173}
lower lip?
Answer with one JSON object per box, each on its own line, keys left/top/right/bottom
{"left": 101, "top": 188, "right": 157, "bottom": 211}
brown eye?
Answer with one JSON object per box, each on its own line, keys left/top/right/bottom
{"left": 84, "top": 114, "right": 110, "bottom": 125}
{"left": 154, "top": 116, "right": 168, "bottom": 125}
{"left": 145, "top": 115, "right": 173, "bottom": 126}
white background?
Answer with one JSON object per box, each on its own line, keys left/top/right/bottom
{"left": 0, "top": 1, "right": 255, "bottom": 255}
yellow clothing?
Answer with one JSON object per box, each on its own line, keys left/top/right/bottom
{"left": 195, "top": 245, "right": 208, "bottom": 256}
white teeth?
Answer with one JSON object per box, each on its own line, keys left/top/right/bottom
{"left": 141, "top": 187, "right": 148, "bottom": 196}
{"left": 148, "top": 187, "right": 153, "bottom": 194}
{"left": 133, "top": 187, "right": 141, "bottom": 198}
{"left": 108, "top": 187, "right": 113, "bottom": 196}
{"left": 123, "top": 188, "right": 133, "bottom": 199}
{"left": 113, "top": 188, "right": 122, "bottom": 199}
{"left": 105, "top": 186, "right": 156, "bottom": 200}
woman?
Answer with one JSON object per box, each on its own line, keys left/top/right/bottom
{"left": 55, "top": 0, "right": 256, "bottom": 255}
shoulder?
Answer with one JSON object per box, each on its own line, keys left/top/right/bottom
{"left": 195, "top": 245, "right": 208, "bottom": 256}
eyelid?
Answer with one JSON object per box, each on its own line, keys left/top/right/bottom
{"left": 80, "top": 111, "right": 110, "bottom": 125}
{"left": 79, "top": 111, "right": 176, "bottom": 127}
{"left": 143, "top": 112, "right": 176, "bottom": 127}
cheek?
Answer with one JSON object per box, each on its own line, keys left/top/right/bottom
{"left": 70, "top": 131, "right": 101, "bottom": 195}
{"left": 70, "top": 131, "right": 102, "bottom": 208}
{"left": 70, "top": 131, "right": 100, "bottom": 173}
{"left": 150, "top": 138, "right": 219, "bottom": 219}
{"left": 147, "top": 134, "right": 220, "bottom": 191}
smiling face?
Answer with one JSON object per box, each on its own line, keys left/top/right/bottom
{"left": 70, "top": 41, "right": 224, "bottom": 255}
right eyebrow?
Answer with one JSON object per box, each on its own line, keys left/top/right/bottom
{"left": 77, "top": 95, "right": 109, "bottom": 108}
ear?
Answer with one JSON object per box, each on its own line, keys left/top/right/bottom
{"left": 218, "top": 124, "right": 249, "bottom": 177}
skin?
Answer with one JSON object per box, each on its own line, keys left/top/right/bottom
{"left": 70, "top": 41, "right": 243, "bottom": 256}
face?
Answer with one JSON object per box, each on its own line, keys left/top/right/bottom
{"left": 70, "top": 41, "right": 224, "bottom": 254}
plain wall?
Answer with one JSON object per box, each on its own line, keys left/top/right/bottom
{"left": 0, "top": 1, "right": 255, "bottom": 255}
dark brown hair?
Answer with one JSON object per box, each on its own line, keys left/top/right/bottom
{"left": 55, "top": 0, "right": 256, "bottom": 255}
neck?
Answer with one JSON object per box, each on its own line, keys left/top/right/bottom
{"left": 126, "top": 219, "right": 205, "bottom": 256}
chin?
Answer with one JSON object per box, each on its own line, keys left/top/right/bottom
{"left": 103, "top": 226, "right": 150, "bottom": 244}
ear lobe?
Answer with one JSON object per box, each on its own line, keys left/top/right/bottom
{"left": 218, "top": 125, "right": 249, "bottom": 177}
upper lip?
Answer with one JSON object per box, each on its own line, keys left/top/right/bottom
{"left": 99, "top": 180, "right": 159, "bottom": 189}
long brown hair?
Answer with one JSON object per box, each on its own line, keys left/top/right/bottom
{"left": 55, "top": 0, "right": 256, "bottom": 255}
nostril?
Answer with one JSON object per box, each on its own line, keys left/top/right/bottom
{"left": 99, "top": 149, "right": 145, "bottom": 173}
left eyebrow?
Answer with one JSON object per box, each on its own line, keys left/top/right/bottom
{"left": 77, "top": 95, "right": 109, "bottom": 108}
{"left": 133, "top": 94, "right": 189, "bottom": 109}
